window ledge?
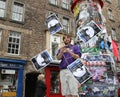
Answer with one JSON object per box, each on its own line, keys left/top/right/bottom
{"left": 9, "top": 19, "right": 25, "bottom": 25}
{"left": 105, "top": 0, "right": 111, "bottom": 4}
{"left": 109, "top": 18, "right": 115, "bottom": 22}
{"left": 61, "top": 7, "right": 70, "bottom": 11}
{"left": 49, "top": 3, "right": 59, "bottom": 8}
{"left": 0, "top": 17, "right": 7, "bottom": 21}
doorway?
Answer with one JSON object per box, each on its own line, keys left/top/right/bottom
{"left": 25, "top": 72, "right": 39, "bottom": 97}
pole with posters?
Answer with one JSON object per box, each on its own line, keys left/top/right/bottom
{"left": 71, "top": 0, "right": 118, "bottom": 97}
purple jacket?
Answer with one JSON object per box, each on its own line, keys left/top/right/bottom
{"left": 57, "top": 44, "right": 81, "bottom": 69}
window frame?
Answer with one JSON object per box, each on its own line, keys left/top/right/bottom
{"left": 11, "top": 2, "right": 24, "bottom": 22}
{"left": 62, "top": 0, "right": 69, "bottom": 10}
{"left": 108, "top": 9, "right": 114, "bottom": 20}
{"left": 50, "top": 35, "right": 60, "bottom": 61}
{"left": 51, "top": 42, "right": 59, "bottom": 60}
{"left": 62, "top": 17, "right": 70, "bottom": 34}
{"left": 0, "top": 0, "right": 6, "bottom": 18}
{"left": 7, "top": 31, "right": 21, "bottom": 55}
{"left": 111, "top": 28, "right": 117, "bottom": 41}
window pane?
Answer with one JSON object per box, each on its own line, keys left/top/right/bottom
{"left": 9, "top": 37, "right": 12, "bottom": 42}
{"left": 16, "top": 39, "right": 19, "bottom": 43}
{"left": 16, "top": 45, "right": 19, "bottom": 49}
{"left": 13, "top": 38, "right": 16, "bottom": 42}
{"left": 8, "top": 44, "right": 11, "bottom": 48}
{"left": 15, "top": 50, "right": 18, "bottom": 54}
{"left": 12, "top": 49, "right": 14, "bottom": 53}
{"left": 12, "top": 44, "right": 15, "bottom": 48}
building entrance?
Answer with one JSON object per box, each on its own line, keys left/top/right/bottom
{"left": 25, "top": 72, "right": 39, "bottom": 97}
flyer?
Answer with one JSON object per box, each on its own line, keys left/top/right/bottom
{"left": 67, "top": 58, "right": 92, "bottom": 84}
{"left": 46, "top": 13, "right": 63, "bottom": 34}
{"left": 77, "top": 20, "right": 102, "bottom": 43}
{"left": 31, "top": 50, "right": 53, "bottom": 71}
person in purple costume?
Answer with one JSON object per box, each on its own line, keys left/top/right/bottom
{"left": 57, "top": 35, "right": 81, "bottom": 97}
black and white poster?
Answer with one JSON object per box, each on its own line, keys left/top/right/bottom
{"left": 31, "top": 50, "right": 53, "bottom": 71}
{"left": 46, "top": 13, "right": 63, "bottom": 35}
{"left": 77, "top": 20, "right": 102, "bottom": 43}
{"left": 67, "top": 58, "right": 92, "bottom": 84}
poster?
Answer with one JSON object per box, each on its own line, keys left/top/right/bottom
{"left": 67, "top": 58, "right": 92, "bottom": 84}
{"left": 46, "top": 13, "right": 63, "bottom": 34}
{"left": 31, "top": 50, "right": 53, "bottom": 71}
{"left": 85, "top": 54, "right": 112, "bottom": 62}
{"left": 77, "top": 20, "right": 102, "bottom": 43}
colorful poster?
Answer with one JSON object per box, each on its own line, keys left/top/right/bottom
{"left": 85, "top": 54, "right": 112, "bottom": 62}
{"left": 46, "top": 13, "right": 63, "bottom": 35}
{"left": 90, "top": 66, "right": 106, "bottom": 82}
{"left": 77, "top": 20, "right": 102, "bottom": 43}
{"left": 67, "top": 58, "right": 92, "bottom": 84}
{"left": 31, "top": 50, "right": 53, "bottom": 71}
{"left": 82, "top": 47, "right": 100, "bottom": 53}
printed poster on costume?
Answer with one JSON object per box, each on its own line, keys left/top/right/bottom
{"left": 67, "top": 58, "right": 92, "bottom": 84}
{"left": 77, "top": 20, "right": 102, "bottom": 43}
{"left": 46, "top": 13, "right": 63, "bottom": 35}
{"left": 31, "top": 50, "right": 53, "bottom": 71}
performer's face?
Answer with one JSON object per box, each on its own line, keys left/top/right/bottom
{"left": 63, "top": 36, "right": 71, "bottom": 45}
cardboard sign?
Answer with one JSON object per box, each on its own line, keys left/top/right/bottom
{"left": 31, "top": 50, "right": 53, "bottom": 71}
{"left": 67, "top": 58, "right": 92, "bottom": 84}
{"left": 46, "top": 13, "right": 63, "bottom": 34}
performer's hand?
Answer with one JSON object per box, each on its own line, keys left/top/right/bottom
{"left": 60, "top": 47, "right": 66, "bottom": 54}
{"left": 65, "top": 48, "right": 71, "bottom": 53}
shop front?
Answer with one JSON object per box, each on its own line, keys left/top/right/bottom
{"left": 45, "top": 63, "right": 63, "bottom": 97}
{"left": 25, "top": 62, "right": 63, "bottom": 97}
{"left": 0, "top": 58, "right": 26, "bottom": 97}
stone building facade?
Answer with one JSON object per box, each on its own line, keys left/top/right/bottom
{"left": 0, "top": 0, "right": 120, "bottom": 97}
{"left": 102, "top": 0, "right": 120, "bottom": 71}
